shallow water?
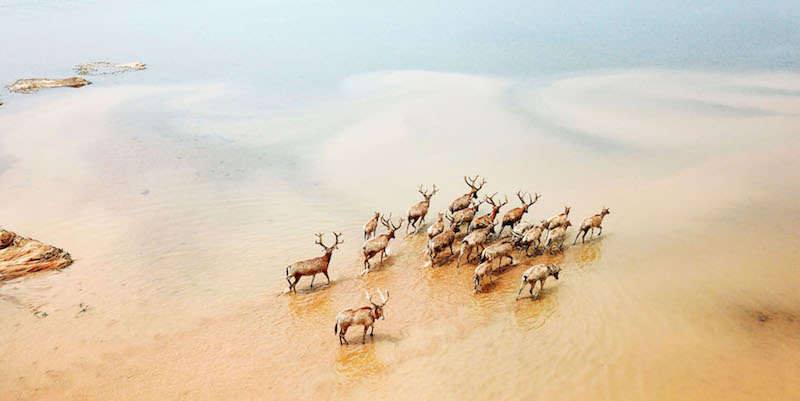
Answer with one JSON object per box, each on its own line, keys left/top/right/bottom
{"left": 2, "top": 2, "right": 800, "bottom": 400}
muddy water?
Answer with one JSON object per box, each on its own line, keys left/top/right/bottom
{"left": 1, "top": 70, "right": 799, "bottom": 400}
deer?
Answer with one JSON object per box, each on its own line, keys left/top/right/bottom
{"left": 427, "top": 215, "right": 457, "bottom": 266}
{"left": 407, "top": 185, "right": 439, "bottom": 234}
{"left": 498, "top": 191, "right": 540, "bottom": 237}
{"left": 285, "top": 232, "right": 343, "bottom": 292}
{"left": 449, "top": 175, "right": 486, "bottom": 213}
{"left": 470, "top": 193, "right": 507, "bottom": 232}
{"left": 481, "top": 238, "right": 515, "bottom": 270}
{"left": 0, "top": 231, "right": 15, "bottom": 250}
{"left": 335, "top": 289, "right": 390, "bottom": 345}
{"left": 545, "top": 221, "right": 572, "bottom": 254}
{"left": 449, "top": 197, "right": 483, "bottom": 233}
{"left": 543, "top": 206, "right": 571, "bottom": 236}
{"left": 363, "top": 212, "right": 381, "bottom": 241}
{"left": 512, "top": 221, "right": 546, "bottom": 258}
{"left": 363, "top": 215, "right": 404, "bottom": 272}
{"left": 512, "top": 220, "right": 535, "bottom": 237}
{"left": 456, "top": 223, "right": 496, "bottom": 268}
{"left": 516, "top": 263, "right": 561, "bottom": 300}
{"left": 427, "top": 212, "right": 446, "bottom": 240}
{"left": 574, "top": 207, "right": 611, "bottom": 244}
{"left": 474, "top": 261, "right": 495, "bottom": 293}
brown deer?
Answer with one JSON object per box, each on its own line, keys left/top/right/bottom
{"left": 473, "top": 261, "right": 495, "bottom": 293}
{"left": 481, "top": 238, "right": 515, "bottom": 270}
{"left": 363, "top": 215, "right": 404, "bottom": 272}
{"left": 335, "top": 289, "right": 390, "bottom": 345}
{"left": 512, "top": 221, "right": 546, "bottom": 258}
{"left": 546, "top": 221, "right": 572, "bottom": 254}
{"left": 544, "top": 206, "right": 571, "bottom": 243}
{"left": 427, "top": 215, "right": 457, "bottom": 266}
{"left": 470, "top": 193, "right": 507, "bottom": 232}
{"left": 427, "top": 212, "right": 446, "bottom": 240}
{"left": 449, "top": 175, "right": 486, "bottom": 213}
{"left": 363, "top": 212, "right": 381, "bottom": 241}
{"left": 407, "top": 185, "right": 439, "bottom": 233}
{"left": 450, "top": 197, "right": 483, "bottom": 233}
{"left": 456, "top": 223, "right": 495, "bottom": 268}
{"left": 516, "top": 263, "right": 561, "bottom": 300}
{"left": 574, "top": 207, "right": 611, "bottom": 244}
{"left": 285, "top": 232, "right": 343, "bottom": 292}
{"left": 498, "top": 191, "right": 540, "bottom": 237}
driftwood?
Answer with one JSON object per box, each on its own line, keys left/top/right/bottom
{"left": 0, "top": 229, "right": 73, "bottom": 282}
{"left": 7, "top": 77, "right": 91, "bottom": 94}
{"left": 75, "top": 61, "right": 147, "bottom": 75}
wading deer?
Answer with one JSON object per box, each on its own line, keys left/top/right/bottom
{"left": 363, "top": 212, "right": 381, "bottom": 241}
{"left": 427, "top": 215, "right": 457, "bottom": 266}
{"left": 450, "top": 197, "right": 483, "bottom": 233}
{"left": 449, "top": 175, "right": 486, "bottom": 213}
{"left": 481, "top": 238, "right": 515, "bottom": 270}
{"left": 545, "top": 221, "right": 572, "bottom": 254}
{"left": 498, "top": 191, "right": 540, "bottom": 237}
{"left": 335, "top": 289, "right": 390, "bottom": 345}
{"left": 456, "top": 223, "right": 496, "bottom": 268}
{"left": 574, "top": 207, "right": 611, "bottom": 244}
{"left": 285, "top": 232, "right": 343, "bottom": 292}
{"left": 474, "top": 261, "right": 494, "bottom": 293}
{"left": 512, "top": 222, "right": 546, "bottom": 258}
{"left": 516, "top": 263, "right": 561, "bottom": 300}
{"left": 471, "top": 193, "right": 507, "bottom": 232}
{"left": 363, "top": 215, "right": 404, "bottom": 272}
{"left": 544, "top": 206, "right": 571, "bottom": 243}
{"left": 427, "top": 212, "right": 446, "bottom": 240}
{"left": 407, "top": 185, "right": 439, "bottom": 233}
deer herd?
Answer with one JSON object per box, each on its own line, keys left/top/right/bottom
{"left": 284, "top": 175, "right": 611, "bottom": 345}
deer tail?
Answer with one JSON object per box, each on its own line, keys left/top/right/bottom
{"left": 334, "top": 321, "right": 338, "bottom": 335}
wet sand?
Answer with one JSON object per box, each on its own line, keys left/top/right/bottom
{"left": 1, "top": 70, "right": 799, "bottom": 400}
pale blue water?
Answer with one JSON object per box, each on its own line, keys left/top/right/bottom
{"left": 1, "top": 0, "right": 798, "bottom": 95}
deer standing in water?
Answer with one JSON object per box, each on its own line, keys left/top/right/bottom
{"left": 285, "top": 232, "right": 343, "bottom": 292}
{"left": 427, "top": 215, "right": 457, "bottom": 266}
{"left": 498, "top": 191, "right": 540, "bottom": 237}
{"left": 470, "top": 193, "right": 507, "bottom": 232}
{"left": 516, "top": 263, "right": 561, "bottom": 300}
{"left": 363, "top": 215, "right": 404, "bottom": 272}
{"left": 427, "top": 212, "right": 446, "bottom": 240}
{"left": 574, "top": 207, "right": 611, "bottom": 244}
{"left": 456, "top": 223, "right": 495, "bottom": 268}
{"left": 450, "top": 197, "right": 483, "bottom": 233}
{"left": 363, "top": 212, "right": 381, "bottom": 241}
{"left": 544, "top": 206, "right": 571, "bottom": 242}
{"left": 512, "top": 221, "right": 546, "bottom": 258}
{"left": 407, "top": 185, "right": 438, "bottom": 234}
{"left": 545, "top": 221, "right": 572, "bottom": 254}
{"left": 335, "top": 289, "right": 390, "bottom": 345}
{"left": 481, "top": 238, "right": 515, "bottom": 270}
{"left": 449, "top": 175, "right": 486, "bottom": 213}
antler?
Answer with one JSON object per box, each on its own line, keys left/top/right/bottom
{"left": 332, "top": 232, "right": 344, "bottom": 247}
{"left": 516, "top": 191, "right": 528, "bottom": 205}
{"left": 499, "top": 195, "right": 509, "bottom": 207}
{"left": 391, "top": 217, "right": 404, "bottom": 231}
{"left": 485, "top": 192, "right": 498, "bottom": 207}
{"left": 365, "top": 289, "right": 375, "bottom": 305}
{"left": 430, "top": 184, "right": 439, "bottom": 196}
{"left": 476, "top": 177, "right": 486, "bottom": 190}
{"left": 418, "top": 185, "right": 428, "bottom": 197}
{"left": 529, "top": 192, "right": 541, "bottom": 205}
{"left": 381, "top": 213, "right": 393, "bottom": 229}
{"left": 314, "top": 233, "right": 327, "bottom": 249}
{"left": 379, "top": 288, "right": 389, "bottom": 305}
{"left": 464, "top": 175, "right": 478, "bottom": 189}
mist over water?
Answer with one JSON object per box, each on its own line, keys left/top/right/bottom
{"left": 1, "top": 1, "right": 800, "bottom": 400}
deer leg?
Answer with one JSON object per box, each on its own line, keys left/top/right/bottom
{"left": 363, "top": 326, "right": 369, "bottom": 343}
{"left": 323, "top": 271, "right": 330, "bottom": 285}
{"left": 597, "top": 226, "right": 603, "bottom": 236}
{"left": 287, "top": 276, "right": 294, "bottom": 292}
{"left": 449, "top": 243, "right": 455, "bottom": 256}
{"left": 310, "top": 274, "right": 317, "bottom": 288}
{"left": 370, "top": 326, "right": 375, "bottom": 336}
{"left": 516, "top": 283, "right": 525, "bottom": 299}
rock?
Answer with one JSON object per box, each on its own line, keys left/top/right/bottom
{"left": 75, "top": 61, "right": 147, "bottom": 75}
{"left": 7, "top": 77, "right": 92, "bottom": 94}
{"left": 0, "top": 229, "right": 73, "bottom": 282}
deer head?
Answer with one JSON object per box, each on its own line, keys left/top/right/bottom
{"left": 485, "top": 193, "right": 508, "bottom": 217}
{"left": 517, "top": 191, "right": 541, "bottom": 212}
{"left": 547, "top": 263, "right": 561, "bottom": 280}
{"left": 419, "top": 184, "right": 439, "bottom": 203}
{"left": 365, "top": 288, "right": 390, "bottom": 319}
{"left": 464, "top": 175, "right": 486, "bottom": 198}
{"left": 601, "top": 207, "right": 610, "bottom": 216}
{"left": 564, "top": 206, "right": 571, "bottom": 216}
{"left": 315, "top": 232, "right": 344, "bottom": 255}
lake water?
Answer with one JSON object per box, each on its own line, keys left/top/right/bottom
{"left": 1, "top": 1, "right": 799, "bottom": 400}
